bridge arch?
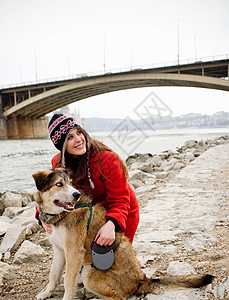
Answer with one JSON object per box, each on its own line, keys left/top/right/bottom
{"left": 3, "top": 73, "right": 229, "bottom": 119}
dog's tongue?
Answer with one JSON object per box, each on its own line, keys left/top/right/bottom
{"left": 54, "top": 200, "right": 74, "bottom": 211}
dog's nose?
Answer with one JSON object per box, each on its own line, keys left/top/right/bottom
{"left": 73, "top": 191, "right": 81, "bottom": 200}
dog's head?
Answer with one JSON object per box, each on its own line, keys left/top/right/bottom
{"left": 32, "top": 168, "right": 81, "bottom": 215}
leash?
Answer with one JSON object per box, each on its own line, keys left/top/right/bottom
{"left": 74, "top": 203, "right": 93, "bottom": 230}
{"left": 91, "top": 236, "right": 121, "bottom": 270}
{"left": 73, "top": 202, "right": 122, "bottom": 271}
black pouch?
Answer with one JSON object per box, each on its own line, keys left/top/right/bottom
{"left": 91, "top": 241, "right": 115, "bottom": 271}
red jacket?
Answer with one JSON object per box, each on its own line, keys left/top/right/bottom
{"left": 51, "top": 150, "right": 139, "bottom": 243}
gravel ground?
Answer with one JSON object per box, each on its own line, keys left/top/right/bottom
{"left": 1, "top": 147, "right": 229, "bottom": 300}
{"left": 141, "top": 163, "right": 229, "bottom": 299}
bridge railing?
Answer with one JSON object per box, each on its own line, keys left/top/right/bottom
{"left": 1, "top": 54, "right": 228, "bottom": 90}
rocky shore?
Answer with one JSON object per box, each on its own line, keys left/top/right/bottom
{"left": 0, "top": 135, "right": 229, "bottom": 299}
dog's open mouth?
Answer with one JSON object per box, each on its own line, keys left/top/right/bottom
{"left": 54, "top": 200, "right": 75, "bottom": 211}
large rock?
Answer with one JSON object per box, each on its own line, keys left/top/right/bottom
{"left": 143, "top": 176, "right": 157, "bottom": 185}
{"left": 167, "top": 261, "right": 195, "bottom": 276}
{"left": 138, "top": 156, "right": 164, "bottom": 173}
{"left": 160, "top": 161, "right": 174, "bottom": 172}
{"left": 135, "top": 185, "right": 156, "bottom": 194}
{"left": 126, "top": 153, "right": 152, "bottom": 165}
{"left": 129, "top": 179, "right": 145, "bottom": 189}
{"left": 0, "top": 261, "right": 17, "bottom": 290}
{"left": 174, "top": 162, "right": 185, "bottom": 170}
{"left": 0, "top": 226, "right": 27, "bottom": 255}
{"left": 129, "top": 169, "right": 157, "bottom": 194}
{"left": 147, "top": 156, "right": 163, "bottom": 167}
{"left": 184, "top": 151, "right": 195, "bottom": 161}
{"left": 159, "top": 151, "right": 170, "bottom": 159}
{"left": 0, "top": 192, "right": 23, "bottom": 215}
{"left": 184, "top": 140, "right": 198, "bottom": 148}
{"left": 10, "top": 205, "right": 40, "bottom": 235}
{"left": 13, "top": 240, "right": 47, "bottom": 264}
{"left": 0, "top": 192, "right": 23, "bottom": 214}
{"left": 139, "top": 163, "right": 153, "bottom": 173}
{"left": 129, "top": 169, "right": 156, "bottom": 182}
{"left": 0, "top": 191, "right": 33, "bottom": 216}
{"left": 0, "top": 219, "right": 17, "bottom": 236}
{"left": 3, "top": 206, "right": 28, "bottom": 219}
{"left": 127, "top": 161, "right": 143, "bottom": 171}
{"left": 153, "top": 171, "right": 168, "bottom": 179}
{"left": 168, "top": 157, "right": 179, "bottom": 166}
{"left": 128, "top": 169, "right": 145, "bottom": 181}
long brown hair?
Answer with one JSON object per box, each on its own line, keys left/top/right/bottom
{"left": 61, "top": 130, "right": 128, "bottom": 184}
{"left": 90, "top": 138, "right": 128, "bottom": 177}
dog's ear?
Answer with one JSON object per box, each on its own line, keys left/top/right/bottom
{"left": 33, "top": 190, "right": 42, "bottom": 204}
{"left": 32, "top": 170, "right": 54, "bottom": 191}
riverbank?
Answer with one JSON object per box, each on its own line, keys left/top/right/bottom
{"left": 0, "top": 136, "right": 229, "bottom": 299}
{"left": 1, "top": 127, "right": 229, "bottom": 192}
{"left": 133, "top": 142, "right": 229, "bottom": 299}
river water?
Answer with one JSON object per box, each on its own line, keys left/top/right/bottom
{"left": 0, "top": 127, "right": 228, "bottom": 193}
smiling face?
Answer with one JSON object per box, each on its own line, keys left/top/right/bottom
{"left": 66, "top": 128, "right": 87, "bottom": 157}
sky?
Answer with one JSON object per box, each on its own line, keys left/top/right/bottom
{"left": 0, "top": 0, "right": 228, "bottom": 119}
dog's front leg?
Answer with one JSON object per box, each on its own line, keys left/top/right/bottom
{"left": 62, "top": 244, "right": 85, "bottom": 300}
{"left": 37, "top": 244, "right": 65, "bottom": 300}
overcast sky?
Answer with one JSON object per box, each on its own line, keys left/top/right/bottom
{"left": 1, "top": 0, "right": 228, "bottom": 119}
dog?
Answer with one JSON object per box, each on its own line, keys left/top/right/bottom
{"left": 32, "top": 168, "right": 214, "bottom": 300}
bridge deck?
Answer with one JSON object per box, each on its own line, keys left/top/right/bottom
{"left": 1, "top": 58, "right": 228, "bottom": 119}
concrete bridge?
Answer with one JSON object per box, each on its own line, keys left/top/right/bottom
{"left": 0, "top": 56, "right": 229, "bottom": 139}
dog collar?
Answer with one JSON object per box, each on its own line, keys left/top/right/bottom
{"left": 74, "top": 203, "right": 92, "bottom": 230}
{"left": 39, "top": 203, "right": 92, "bottom": 228}
{"left": 41, "top": 210, "right": 56, "bottom": 217}
{"left": 39, "top": 209, "right": 68, "bottom": 225}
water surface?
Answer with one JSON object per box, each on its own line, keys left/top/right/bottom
{"left": 0, "top": 127, "right": 228, "bottom": 192}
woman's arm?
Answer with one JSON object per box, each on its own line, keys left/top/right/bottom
{"left": 101, "top": 152, "right": 131, "bottom": 232}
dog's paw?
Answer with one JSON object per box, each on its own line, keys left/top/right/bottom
{"left": 62, "top": 294, "right": 75, "bottom": 300}
{"left": 36, "top": 289, "right": 53, "bottom": 300}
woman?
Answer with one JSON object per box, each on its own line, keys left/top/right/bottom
{"left": 36, "top": 113, "right": 139, "bottom": 246}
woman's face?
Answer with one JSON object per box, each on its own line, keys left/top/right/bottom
{"left": 66, "top": 128, "right": 87, "bottom": 157}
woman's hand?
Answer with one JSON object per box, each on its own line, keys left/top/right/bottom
{"left": 94, "top": 220, "right": 115, "bottom": 246}
{"left": 41, "top": 221, "right": 53, "bottom": 234}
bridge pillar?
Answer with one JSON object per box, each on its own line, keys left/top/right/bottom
{"left": 0, "top": 116, "right": 7, "bottom": 139}
{"left": 0, "top": 95, "right": 7, "bottom": 139}
{"left": 30, "top": 117, "right": 49, "bottom": 138}
{"left": 6, "top": 117, "right": 19, "bottom": 138}
{"left": 4, "top": 117, "right": 48, "bottom": 139}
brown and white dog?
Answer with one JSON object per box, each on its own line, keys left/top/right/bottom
{"left": 33, "top": 168, "right": 214, "bottom": 300}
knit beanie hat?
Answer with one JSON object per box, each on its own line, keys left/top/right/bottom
{"left": 48, "top": 114, "right": 82, "bottom": 151}
{"left": 48, "top": 114, "right": 94, "bottom": 189}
